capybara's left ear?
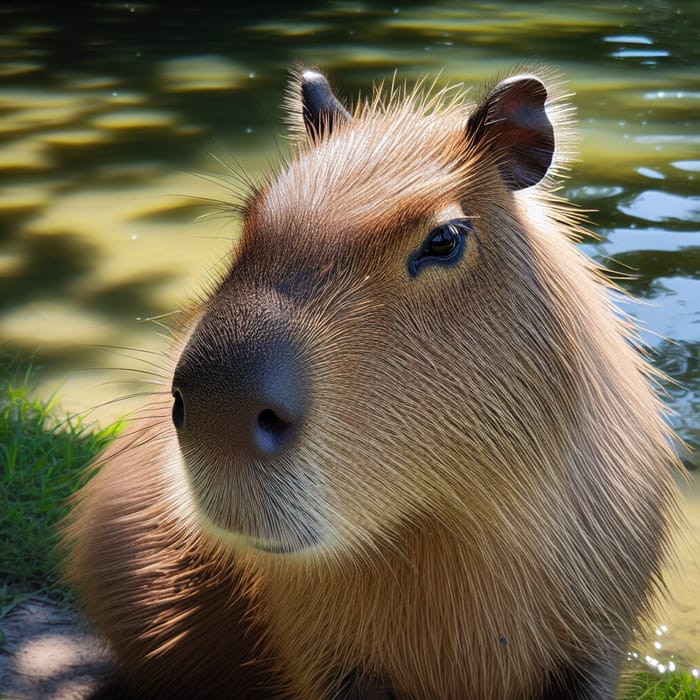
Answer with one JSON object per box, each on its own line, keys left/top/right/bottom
{"left": 300, "top": 69, "right": 352, "bottom": 143}
{"left": 466, "top": 75, "right": 554, "bottom": 190}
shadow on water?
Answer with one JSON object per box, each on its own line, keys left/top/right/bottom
{"left": 82, "top": 273, "right": 177, "bottom": 320}
{"left": 610, "top": 247, "right": 700, "bottom": 298}
{"left": 0, "top": 232, "right": 98, "bottom": 312}
{"left": 0, "top": 230, "right": 174, "bottom": 319}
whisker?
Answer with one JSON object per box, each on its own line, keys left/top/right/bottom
{"left": 189, "top": 190, "right": 246, "bottom": 212}
{"left": 207, "top": 150, "right": 259, "bottom": 192}
{"left": 91, "top": 344, "right": 165, "bottom": 356}
{"left": 89, "top": 355, "right": 171, "bottom": 375}
{"left": 88, "top": 367, "right": 169, "bottom": 380}
{"left": 95, "top": 379, "right": 168, "bottom": 389}
{"left": 140, "top": 310, "right": 182, "bottom": 323}
{"left": 109, "top": 390, "right": 169, "bottom": 402}
{"left": 96, "top": 427, "right": 174, "bottom": 467}
{"left": 75, "top": 390, "right": 169, "bottom": 421}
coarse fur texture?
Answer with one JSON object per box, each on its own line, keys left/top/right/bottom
{"left": 63, "top": 66, "right": 682, "bottom": 699}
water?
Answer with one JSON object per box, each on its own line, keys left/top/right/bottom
{"left": 1, "top": 0, "right": 698, "bottom": 665}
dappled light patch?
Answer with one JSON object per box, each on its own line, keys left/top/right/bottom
{"left": 0, "top": 600, "right": 111, "bottom": 699}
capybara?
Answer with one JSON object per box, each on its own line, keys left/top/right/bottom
{"left": 63, "top": 67, "right": 682, "bottom": 699}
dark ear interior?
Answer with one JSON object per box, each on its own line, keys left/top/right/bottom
{"left": 466, "top": 76, "right": 555, "bottom": 190}
{"left": 301, "top": 70, "right": 352, "bottom": 143}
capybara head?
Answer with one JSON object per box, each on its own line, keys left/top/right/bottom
{"left": 169, "top": 68, "right": 674, "bottom": 564}
{"left": 171, "top": 70, "right": 558, "bottom": 555}
{"left": 66, "top": 67, "right": 682, "bottom": 699}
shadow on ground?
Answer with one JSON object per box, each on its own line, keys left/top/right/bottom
{"left": 0, "top": 599, "right": 111, "bottom": 700}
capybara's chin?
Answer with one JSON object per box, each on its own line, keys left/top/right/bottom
{"left": 182, "top": 454, "right": 327, "bottom": 555}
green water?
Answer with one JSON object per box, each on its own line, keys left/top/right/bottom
{"left": 0, "top": 0, "right": 698, "bottom": 666}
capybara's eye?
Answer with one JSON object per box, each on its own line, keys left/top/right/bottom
{"left": 409, "top": 219, "right": 472, "bottom": 277}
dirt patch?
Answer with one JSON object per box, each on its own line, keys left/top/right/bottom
{"left": 0, "top": 599, "right": 112, "bottom": 699}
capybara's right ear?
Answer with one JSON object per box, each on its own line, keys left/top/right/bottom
{"left": 466, "top": 75, "right": 555, "bottom": 190}
{"left": 300, "top": 69, "right": 352, "bottom": 144}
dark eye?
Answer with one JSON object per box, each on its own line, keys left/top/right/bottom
{"left": 408, "top": 219, "right": 472, "bottom": 277}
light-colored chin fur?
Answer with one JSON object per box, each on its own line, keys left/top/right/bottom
{"left": 195, "top": 506, "right": 322, "bottom": 556}
{"left": 177, "top": 451, "right": 331, "bottom": 557}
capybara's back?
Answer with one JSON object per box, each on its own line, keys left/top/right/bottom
{"left": 64, "top": 67, "right": 681, "bottom": 699}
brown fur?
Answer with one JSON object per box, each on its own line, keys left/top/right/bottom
{"left": 63, "top": 67, "right": 682, "bottom": 699}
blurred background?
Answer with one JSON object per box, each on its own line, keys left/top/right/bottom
{"left": 0, "top": 0, "right": 697, "bottom": 664}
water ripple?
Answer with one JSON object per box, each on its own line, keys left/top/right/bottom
{"left": 618, "top": 190, "right": 700, "bottom": 224}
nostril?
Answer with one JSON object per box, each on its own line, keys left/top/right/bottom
{"left": 256, "top": 408, "right": 294, "bottom": 455}
{"left": 172, "top": 389, "right": 185, "bottom": 430}
{"left": 257, "top": 408, "right": 291, "bottom": 436}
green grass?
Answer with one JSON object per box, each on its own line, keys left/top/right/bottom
{"left": 0, "top": 354, "right": 697, "bottom": 698}
{"left": 623, "top": 671, "right": 699, "bottom": 700}
{"left": 622, "top": 659, "right": 699, "bottom": 700}
{"left": 620, "top": 625, "right": 699, "bottom": 698}
{"left": 0, "top": 352, "right": 122, "bottom": 639}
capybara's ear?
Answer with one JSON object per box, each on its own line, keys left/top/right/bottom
{"left": 300, "top": 69, "right": 352, "bottom": 143}
{"left": 466, "top": 75, "right": 554, "bottom": 190}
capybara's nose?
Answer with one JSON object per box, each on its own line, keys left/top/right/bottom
{"left": 171, "top": 310, "right": 307, "bottom": 459}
